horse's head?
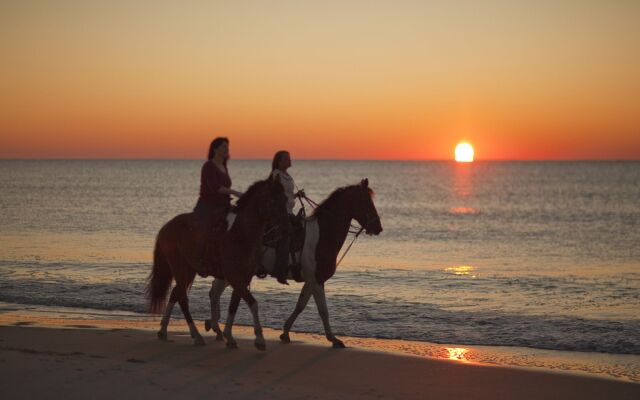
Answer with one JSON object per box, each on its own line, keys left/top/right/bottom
{"left": 351, "top": 178, "right": 383, "bottom": 235}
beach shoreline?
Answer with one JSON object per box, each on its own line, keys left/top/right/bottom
{"left": 1, "top": 301, "right": 639, "bottom": 383}
{"left": 1, "top": 302, "right": 639, "bottom": 399}
{"left": 1, "top": 323, "right": 638, "bottom": 400}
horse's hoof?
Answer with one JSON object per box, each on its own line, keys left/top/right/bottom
{"left": 204, "top": 320, "right": 211, "bottom": 332}
{"left": 215, "top": 332, "right": 224, "bottom": 341}
{"left": 194, "top": 336, "right": 206, "bottom": 346}
{"left": 332, "top": 340, "right": 346, "bottom": 349}
{"left": 279, "top": 333, "right": 291, "bottom": 343}
{"left": 226, "top": 341, "right": 238, "bottom": 349}
{"left": 255, "top": 341, "right": 266, "bottom": 351}
{"left": 157, "top": 331, "right": 168, "bottom": 341}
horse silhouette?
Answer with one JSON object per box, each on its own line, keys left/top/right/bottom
{"left": 146, "top": 177, "right": 290, "bottom": 348}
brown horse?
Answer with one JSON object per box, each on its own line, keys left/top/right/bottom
{"left": 146, "top": 177, "right": 290, "bottom": 348}
{"left": 207, "top": 178, "right": 383, "bottom": 348}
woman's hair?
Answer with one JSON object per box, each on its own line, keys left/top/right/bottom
{"left": 271, "top": 150, "right": 289, "bottom": 171}
{"left": 208, "top": 137, "right": 229, "bottom": 165}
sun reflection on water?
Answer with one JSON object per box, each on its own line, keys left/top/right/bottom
{"left": 444, "top": 265, "right": 476, "bottom": 277}
{"left": 446, "top": 347, "right": 470, "bottom": 362}
{"left": 449, "top": 206, "right": 478, "bottom": 214}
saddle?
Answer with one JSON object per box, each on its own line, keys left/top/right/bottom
{"left": 258, "top": 209, "right": 306, "bottom": 282}
{"left": 263, "top": 209, "right": 305, "bottom": 253}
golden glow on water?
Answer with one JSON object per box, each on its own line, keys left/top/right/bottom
{"left": 446, "top": 347, "right": 470, "bottom": 362}
{"left": 449, "top": 207, "right": 478, "bottom": 214}
{"left": 445, "top": 266, "right": 476, "bottom": 277}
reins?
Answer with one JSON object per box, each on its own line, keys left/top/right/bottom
{"left": 336, "top": 226, "right": 364, "bottom": 267}
{"left": 297, "top": 191, "right": 365, "bottom": 267}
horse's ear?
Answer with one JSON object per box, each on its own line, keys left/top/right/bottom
{"left": 361, "top": 178, "right": 369, "bottom": 188}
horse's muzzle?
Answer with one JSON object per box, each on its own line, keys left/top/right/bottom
{"left": 365, "top": 217, "right": 383, "bottom": 235}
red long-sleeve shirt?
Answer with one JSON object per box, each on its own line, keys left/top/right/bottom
{"left": 198, "top": 160, "right": 232, "bottom": 206}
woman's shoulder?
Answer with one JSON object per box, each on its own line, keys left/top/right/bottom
{"left": 202, "top": 159, "right": 213, "bottom": 168}
{"left": 271, "top": 169, "right": 293, "bottom": 181}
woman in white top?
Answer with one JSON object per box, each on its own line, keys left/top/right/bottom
{"left": 270, "top": 150, "right": 300, "bottom": 284}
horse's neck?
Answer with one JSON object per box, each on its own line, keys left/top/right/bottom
{"left": 230, "top": 205, "right": 266, "bottom": 242}
{"left": 317, "top": 206, "right": 352, "bottom": 253}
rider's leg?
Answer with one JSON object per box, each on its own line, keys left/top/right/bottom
{"left": 193, "top": 200, "right": 213, "bottom": 273}
{"left": 273, "top": 234, "right": 291, "bottom": 284}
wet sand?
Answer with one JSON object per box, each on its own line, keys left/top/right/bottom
{"left": 1, "top": 319, "right": 638, "bottom": 400}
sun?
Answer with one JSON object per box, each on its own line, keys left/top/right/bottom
{"left": 455, "top": 142, "right": 474, "bottom": 162}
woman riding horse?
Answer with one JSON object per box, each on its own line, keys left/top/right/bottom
{"left": 269, "top": 150, "right": 304, "bottom": 285}
{"left": 193, "top": 137, "right": 243, "bottom": 275}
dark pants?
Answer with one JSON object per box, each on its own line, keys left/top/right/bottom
{"left": 273, "top": 214, "right": 296, "bottom": 278}
{"left": 193, "top": 199, "right": 229, "bottom": 261}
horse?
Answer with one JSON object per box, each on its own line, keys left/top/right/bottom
{"left": 146, "top": 177, "right": 290, "bottom": 349}
{"left": 206, "top": 178, "right": 383, "bottom": 348}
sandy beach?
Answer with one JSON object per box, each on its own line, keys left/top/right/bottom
{"left": 1, "top": 317, "right": 638, "bottom": 400}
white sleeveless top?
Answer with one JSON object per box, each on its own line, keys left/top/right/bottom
{"left": 271, "top": 169, "right": 295, "bottom": 214}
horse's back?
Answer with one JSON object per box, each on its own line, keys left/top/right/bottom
{"left": 157, "top": 212, "right": 197, "bottom": 245}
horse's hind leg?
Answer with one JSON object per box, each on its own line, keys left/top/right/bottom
{"left": 205, "top": 278, "right": 226, "bottom": 341}
{"left": 222, "top": 289, "right": 242, "bottom": 348}
{"left": 239, "top": 288, "right": 266, "bottom": 351}
{"left": 175, "top": 286, "right": 205, "bottom": 346}
{"left": 158, "top": 287, "right": 179, "bottom": 341}
{"left": 281, "top": 282, "right": 313, "bottom": 343}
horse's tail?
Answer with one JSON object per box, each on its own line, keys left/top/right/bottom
{"left": 146, "top": 236, "right": 174, "bottom": 314}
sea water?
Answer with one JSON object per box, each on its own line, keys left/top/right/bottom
{"left": 1, "top": 160, "right": 639, "bottom": 361}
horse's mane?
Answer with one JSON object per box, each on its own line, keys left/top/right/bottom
{"left": 235, "top": 178, "right": 284, "bottom": 213}
{"left": 235, "top": 179, "right": 268, "bottom": 212}
{"left": 312, "top": 184, "right": 374, "bottom": 217}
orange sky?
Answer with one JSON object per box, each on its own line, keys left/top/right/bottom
{"left": 1, "top": 1, "right": 639, "bottom": 160}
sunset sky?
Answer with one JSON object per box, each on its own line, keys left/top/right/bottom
{"left": 1, "top": 0, "right": 639, "bottom": 160}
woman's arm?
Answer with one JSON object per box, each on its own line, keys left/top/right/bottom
{"left": 217, "top": 186, "right": 243, "bottom": 198}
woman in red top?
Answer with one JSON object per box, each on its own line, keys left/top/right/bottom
{"left": 194, "top": 137, "right": 243, "bottom": 271}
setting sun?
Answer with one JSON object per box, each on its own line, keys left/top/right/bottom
{"left": 455, "top": 143, "right": 475, "bottom": 162}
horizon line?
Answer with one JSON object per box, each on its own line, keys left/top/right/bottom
{"left": 1, "top": 158, "right": 639, "bottom": 162}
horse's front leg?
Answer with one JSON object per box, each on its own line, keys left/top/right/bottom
{"left": 205, "top": 278, "right": 227, "bottom": 341}
{"left": 280, "top": 282, "right": 313, "bottom": 343}
{"left": 174, "top": 286, "right": 205, "bottom": 346}
{"left": 313, "top": 283, "right": 345, "bottom": 348}
{"left": 239, "top": 287, "right": 266, "bottom": 351}
{"left": 158, "top": 287, "right": 179, "bottom": 341}
{"left": 222, "top": 288, "right": 242, "bottom": 348}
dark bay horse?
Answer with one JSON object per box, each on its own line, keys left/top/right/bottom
{"left": 146, "top": 177, "right": 290, "bottom": 348}
{"left": 207, "top": 178, "right": 383, "bottom": 348}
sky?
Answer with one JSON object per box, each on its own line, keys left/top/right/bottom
{"left": 1, "top": 0, "right": 639, "bottom": 160}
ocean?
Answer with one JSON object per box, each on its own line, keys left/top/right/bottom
{"left": 1, "top": 160, "right": 639, "bottom": 374}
